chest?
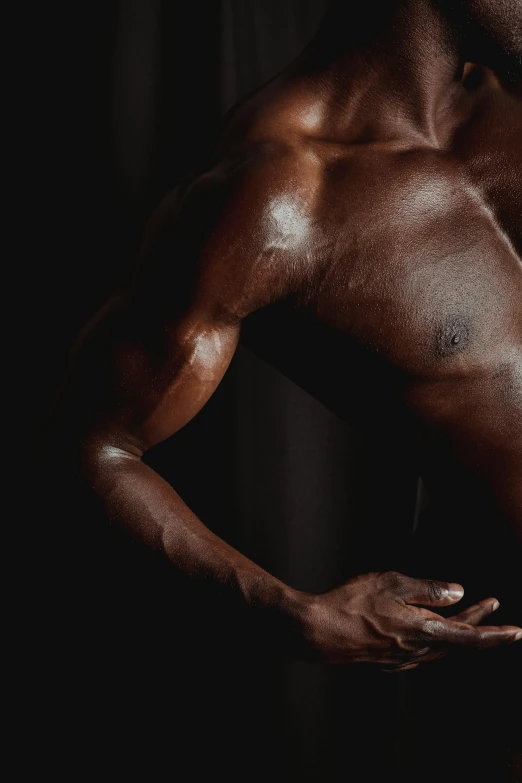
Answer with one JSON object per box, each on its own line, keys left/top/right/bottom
{"left": 312, "top": 167, "right": 522, "bottom": 379}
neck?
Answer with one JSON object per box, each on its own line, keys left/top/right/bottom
{"left": 301, "top": 0, "right": 465, "bottom": 145}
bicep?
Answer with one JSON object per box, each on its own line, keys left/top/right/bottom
{"left": 121, "top": 308, "right": 240, "bottom": 450}
{"left": 66, "top": 295, "right": 241, "bottom": 455}
{"left": 65, "top": 175, "right": 245, "bottom": 452}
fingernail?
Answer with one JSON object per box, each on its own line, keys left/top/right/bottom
{"left": 448, "top": 585, "right": 464, "bottom": 600}
{"left": 492, "top": 601, "right": 500, "bottom": 611}
{"left": 514, "top": 632, "right": 522, "bottom": 642}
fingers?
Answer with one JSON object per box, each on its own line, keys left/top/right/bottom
{"left": 386, "top": 572, "right": 464, "bottom": 607}
{"left": 421, "top": 617, "right": 522, "bottom": 648}
{"left": 449, "top": 598, "right": 499, "bottom": 626}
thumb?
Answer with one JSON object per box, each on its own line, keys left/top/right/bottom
{"left": 395, "top": 575, "right": 464, "bottom": 607}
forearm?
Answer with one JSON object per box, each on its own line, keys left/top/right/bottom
{"left": 82, "top": 442, "right": 302, "bottom": 624}
{"left": 62, "top": 437, "right": 522, "bottom": 668}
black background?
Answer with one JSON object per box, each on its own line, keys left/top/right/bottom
{"left": 23, "top": 2, "right": 520, "bottom": 781}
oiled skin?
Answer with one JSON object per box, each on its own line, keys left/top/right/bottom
{"left": 55, "top": 0, "right": 522, "bottom": 670}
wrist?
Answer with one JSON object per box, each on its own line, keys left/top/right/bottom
{"left": 271, "top": 585, "right": 318, "bottom": 658}
{"left": 240, "top": 576, "right": 315, "bottom": 657}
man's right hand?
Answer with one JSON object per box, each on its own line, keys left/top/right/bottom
{"left": 294, "top": 571, "right": 522, "bottom": 670}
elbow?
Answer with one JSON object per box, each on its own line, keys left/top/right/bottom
{"left": 43, "top": 417, "right": 144, "bottom": 498}
{"left": 77, "top": 430, "right": 143, "bottom": 489}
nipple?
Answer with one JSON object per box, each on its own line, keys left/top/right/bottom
{"left": 436, "top": 316, "right": 470, "bottom": 358}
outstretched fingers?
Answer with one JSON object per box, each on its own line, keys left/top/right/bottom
{"left": 449, "top": 597, "right": 499, "bottom": 626}
{"left": 421, "top": 617, "right": 522, "bottom": 649}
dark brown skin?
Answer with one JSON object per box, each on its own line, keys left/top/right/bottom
{"left": 56, "top": 0, "right": 522, "bottom": 672}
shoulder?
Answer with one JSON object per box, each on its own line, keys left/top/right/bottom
{"left": 137, "top": 131, "right": 324, "bottom": 320}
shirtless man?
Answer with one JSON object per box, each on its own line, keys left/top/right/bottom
{"left": 56, "top": 0, "right": 521, "bottom": 680}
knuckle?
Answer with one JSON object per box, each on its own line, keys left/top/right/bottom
{"left": 417, "top": 617, "right": 438, "bottom": 641}
{"left": 383, "top": 571, "right": 403, "bottom": 592}
{"left": 427, "top": 580, "right": 446, "bottom": 603}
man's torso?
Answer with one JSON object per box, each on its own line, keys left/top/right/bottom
{"left": 214, "top": 65, "right": 522, "bottom": 552}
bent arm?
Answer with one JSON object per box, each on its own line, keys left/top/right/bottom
{"left": 59, "top": 277, "right": 307, "bottom": 655}
{"left": 54, "top": 162, "right": 310, "bottom": 650}
{"left": 78, "top": 312, "right": 300, "bottom": 625}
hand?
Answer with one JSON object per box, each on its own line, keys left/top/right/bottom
{"left": 296, "top": 571, "right": 522, "bottom": 670}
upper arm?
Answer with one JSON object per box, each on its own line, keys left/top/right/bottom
{"left": 62, "top": 147, "right": 312, "bottom": 456}
{"left": 88, "top": 293, "right": 242, "bottom": 453}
